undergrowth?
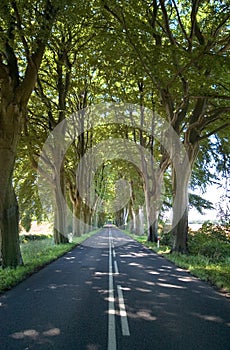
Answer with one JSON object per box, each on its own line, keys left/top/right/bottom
{"left": 0, "top": 230, "right": 99, "bottom": 292}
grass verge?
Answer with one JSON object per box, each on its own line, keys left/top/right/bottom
{"left": 125, "top": 230, "right": 230, "bottom": 296}
{"left": 0, "top": 229, "right": 99, "bottom": 293}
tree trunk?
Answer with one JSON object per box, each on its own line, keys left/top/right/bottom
{"left": 138, "top": 206, "right": 144, "bottom": 236}
{"left": 72, "top": 205, "right": 81, "bottom": 237}
{"left": 171, "top": 208, "right": 189, "bottom": 253}
{"left": 0, "top": 103, "right": 23, "bottom": 267}
{"left": 133, "top": 209, "right": 139, "bottom": 234}
{"left": 0, "top": 1, "right": 60, "bottom": 267}
{"left": 143, "top": 176, "right": 162, "bottom": 241}
{"left": 53, "top": 158, "right": 68, "bottom": 244}
{"left": 1, "top": 182, "right": 23, "bottom": 268}
{"left": 53, "top": 193, "right": 69, "bottom": 244}
{"left": 147, "top": 220, "right": 158, "bottom": 243}
{"left": 97, "top": 212, "right": 105, "bottom": 228}
{"left": 123, "top": 206, "right": 129, "bottom": 229}
{"left": 54, "top": 201, "right": 68, "bottom": 244}
{"left": 171, "top": 139, "right": 198, "bottom": 253}
{"left": 134, "top": 206, "right": 144, "bottom": 235}
{"left": 83, "top": 203, "right": 92, "bottom": 232}
{"left": 171, "top": 168, "right": 190, "bottom": 253}
{"left": 131, "top": 208, "right": 137, "bottom": 233}
{"left": 128, "top": 205, "right": 135, "bottom": 233}
{"left": 72, "top": 195, "right": 85, "bottom": 237}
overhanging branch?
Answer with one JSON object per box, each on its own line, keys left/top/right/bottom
{"left": 199, "top": 123, "right": 229, "bottom": 140}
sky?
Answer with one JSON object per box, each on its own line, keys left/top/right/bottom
{"left": 188, "top": 181, "right": 228, "bottom": 222}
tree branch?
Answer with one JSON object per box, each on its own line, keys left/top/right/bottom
{"left": 17, "top": 0, "right": 60, "bottom": 104}
{"left": 172, "top": 0, "right": 189, "bottom": 44}
{"left": 201, "top": 107, "right": 230, "bottom": 129}
{"left": 199, "top": 123, "right": 229, "bottom": 141}
{"left": 103, "top": 1, "right": 162, "bottom": 90}
{"left": 11, "top": 0, "right": 30, "bottom": 62}
{"left": 190, "top": 0, "right": 205, "bottom": 45}
{"left": 159, "top": 0, "right": 176, "bottom": 45}
{"left": 145, "top": 0, "right": 161, "bottom": 45}
{"left": 190, "top": 94, "right": 230, "bottom": 101}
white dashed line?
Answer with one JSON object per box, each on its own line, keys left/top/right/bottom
{"left": 114, "top": 260, "right": 119, "bottom": 275}
{"left": 117, "top": 285, "right": 130, "bottom": 336}
{"left": 108, "top": 229, "right": 116, "bottom": 350}
{"left": 108, "top": 229, "right": 130, "bottom": 349}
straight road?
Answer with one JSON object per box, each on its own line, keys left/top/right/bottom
{"left": 0, "top": 227, "right": 229, "bottom": 350}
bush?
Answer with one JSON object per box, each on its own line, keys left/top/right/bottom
{"left": 198, "top": 240, "right": 230, "bottom": 261}
{"left": 160, "top": 231, "right": 172, "bottom": 246}
{"left": 199, "top": 222, "right": 230, "bottom": 241}
{"left": 20, "top": 233, "right": 53, "bottom": 243}
{"left": 188, "top": 224, "right": 230, "bottom": 261}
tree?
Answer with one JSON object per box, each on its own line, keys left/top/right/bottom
{"left": 0, "top": 0, "right": 61, "bottom": 267}
{"left": 103, "top": 0, "right": 230, "bottom": 252}
{"left": 17, "top": 3, "right": 98, "bottom": 242}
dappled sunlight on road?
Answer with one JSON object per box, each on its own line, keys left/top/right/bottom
{"left": 10, "top": 327, "right": 61, "bottom": 344}
{"left": 127, "top": 307, "right": 157, "bottom": 321}
{"left": 86, "top": 344, "right": 100, "bottom": 350}
{"left": 135, "top": 287, "right": 152, "bottom": 293}
{"left": 156, "top": 283, "right": 186, "bottom": 289}
{"left": 177, "top": 276, "right": 195, "bottom": 283}
{"left": 191, "top": 313, "right": 225, "bottom": 323}
{"left": 64, "top": 256, "right": 76, "bottom": 261}
{"left": 1, "top": 229, "right": 230, "bottom": 350}
{"left": 107, "top": 232, "right": 230, "bottom": 347}
{"left": 144, "top": 280, "right": 155, "bottom": 286}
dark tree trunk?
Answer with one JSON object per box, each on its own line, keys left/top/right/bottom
{"left": 144, "top": 170, "right": 163, "bottom": 244}
{"left": 147, "top": 221, "right": 158, "bottom": 243}
{"left": 0, "top": 103, "right": 23, "bottom": 268}
{"left": 53, "top": 195, "right": 69, "bottom": 244}
{"left": 115, "top": 209, "right": 124, "bottom": 228}
{"left": 83, "top": 203, "right": 92, "bottom": 232}
{"left": 97, "top": 212, "right": 105, "bottom": 228}
{"left": 171, "top": 208, "right": 189, "bottom": 253}
{"left": 53, "top": 154, "right": 69, "bottom": 244}
{"left": 1, "top": 183, "right": 23, "bottom": 268}
{"left": 72, "top": 195, "right": 85, "bottom": 237}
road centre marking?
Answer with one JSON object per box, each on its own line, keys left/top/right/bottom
{"left": 108, "top": 229, "right": 130, "bottom": 349}
{"left": 117, "top": 285, "right": 130, "bottom": 336}
{"left": 108, "top": 229, "right": 116, "bottom": 350}
{"left": 114, "top": 260, "right": 119, "bottom": 275}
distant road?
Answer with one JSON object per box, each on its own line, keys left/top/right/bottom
{"left": 0, "top": 228, "right": 229, "bottom": 349}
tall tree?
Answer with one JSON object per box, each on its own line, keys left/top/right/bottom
{"left": 103, "top": 0, "right": 230, "bottom": 252}
{"left": 0, "top": 0, "right": 61, "bottom": 267}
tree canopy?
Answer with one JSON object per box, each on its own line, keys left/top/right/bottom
{"left": 0, "top": 0, "right": 229, "bottom": 267}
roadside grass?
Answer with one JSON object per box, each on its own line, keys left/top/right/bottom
{"left": 0, "top": 229, "right": 99, "bottom": 292}
{"left": 125, "top": 225, "right": 230, "bottom": 295}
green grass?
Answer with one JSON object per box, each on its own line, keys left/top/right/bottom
{"left": 0, "top": 229, "right": 99, "bottom": 292}
{"left": 125, "top": 227, "right": 230, "bottom": 295}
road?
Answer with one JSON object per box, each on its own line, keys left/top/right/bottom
{"left": 0, "top": 227, "right": 230, "bottom": 350}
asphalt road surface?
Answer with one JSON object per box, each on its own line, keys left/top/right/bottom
{"left": 0, "top": 228, "right": 230, "bottom": 350}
